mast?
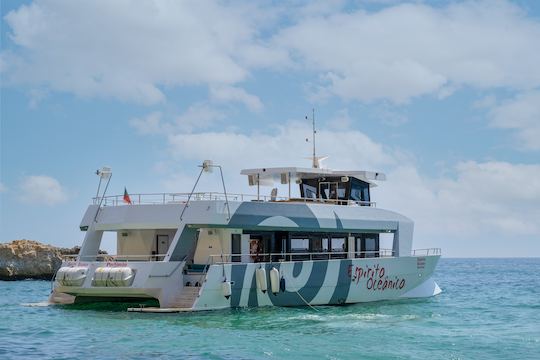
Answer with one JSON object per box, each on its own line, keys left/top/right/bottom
{"left": 306, "top": 108, "right": 326, "bottom": 168}
{"left": 312, "top": 108, "right": 317, "bottom": 168}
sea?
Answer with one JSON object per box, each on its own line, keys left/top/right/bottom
{"left": 0, "top": 258, "right": 538, "bottom": 360}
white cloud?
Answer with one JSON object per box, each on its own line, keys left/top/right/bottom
{"left": 130, "top": 104, "right": 225, "bottom": 135}
{"left": 210, "top": 85, "right": 263, "bottom": 112}
{"left": 0, "top": 182, "right": 7, "bottom": 193}
{"left": 274, "top": 0, "right": 540, "bottom": 103}
{"left": 166, "top": 121, "right": 396, "bottom": 178}
{"left": 19, "top": 175, "right": 68, "bottom": 205}
{"left": 129, "top": 112, "right": 164, "bottom": 135}
{"left": 3, "top": 0, "right": 284, "bottom": 104}
{"left": 174, "top": 103, "right": 225, "bottom": 132}
{"left": 488, "top": 91, "right": 540, "bottom": 151}
{"left": 5, "top": 1, "right": 540, "bottom": 107}
{"left": 376, "top": 161, "right": 540, "bottom": 255}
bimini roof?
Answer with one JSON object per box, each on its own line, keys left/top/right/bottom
{"left": 240, "top": 167, "right": 386, "bottom": 187}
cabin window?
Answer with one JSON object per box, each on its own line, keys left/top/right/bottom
{"left": 290, "top": 237, "right": 310, "bottom": 252}
{"left": 302, "top": 184, "right": 317, "bottom": 199}
{"left": 231, "top": 234, "right": 241, "bottom": 262}
{"left": 311, "top": 237, "right": 330, "bottom": 252}
{"left": 350, "top": 178, "right": 370, "bottom": 204}
{"left": 355, "top": 234, "right": 380, "bottom": 258}
{"left": 330, "top": 235, "right": 347, "bottom": 259}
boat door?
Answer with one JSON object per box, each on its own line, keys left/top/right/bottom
{"left": 156, "top": 234, "right": 170, "bottom": 258}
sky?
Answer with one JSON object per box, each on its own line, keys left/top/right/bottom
{"left": 1, "top": 0, "right": 539, "bottom": 257}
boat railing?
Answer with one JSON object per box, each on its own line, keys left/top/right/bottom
{"left": 61, "top": 254, "right": 168, "bottom": 264}
{"left": 411, "top": 248, "right": 442, "bottom": 256}
{"left": 204, "top": 247, "right": 441, "bottom": 264}
{"left": 205, "top": 249, "right": 395, "bottom": 264}
{"left": 92, "top": 192, "right": 376, "bottom": 207}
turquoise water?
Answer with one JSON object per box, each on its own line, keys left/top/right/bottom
{"left": 1, "top": 258, "right": 539, "bottom": 359}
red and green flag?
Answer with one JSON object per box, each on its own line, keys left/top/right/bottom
{"left": 123, "top": 187, "right": 132, "bottom": 205}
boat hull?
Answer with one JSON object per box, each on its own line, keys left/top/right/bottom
{"left": 193, "top": 255, "right": 440, "bottom": 310}
{"left": 50, "top": 255, "right": 440, "bottom": 310}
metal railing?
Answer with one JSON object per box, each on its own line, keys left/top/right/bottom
{"left": 205, "top": 250, "right": 395, "bottom": 264}
{"left": 92, "top": 192, "right": 376, "bottom": 207}
{"left": 62, "top": 254, "right": 168, "bottom": 264}
{"left": 411, "top": 248, "right": 442, "bottom": 256}
{"left": 203, "top": 248, "right": 441, "bottom": 264}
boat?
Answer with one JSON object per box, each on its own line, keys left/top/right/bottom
{"left": 50, "top": 115, "right": 441, "bottom": 312}
{"left": 49, "top": 158, "right": 442, "bottom": 312}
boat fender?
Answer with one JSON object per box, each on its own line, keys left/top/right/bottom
{"left": 255, "top": 267, "right": 267, "bottom": 293}
{"left": 222, "top": 280, "right": 232, "bottom": 299}
{"left": 269, "top": 267, "right": 280, "bottom": 295}
{"left": 280, "top": 277, "right": 286, "bottom": 292}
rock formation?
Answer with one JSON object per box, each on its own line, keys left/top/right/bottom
{"left": 0, "top": 239, "right": 106, "bottom": 281}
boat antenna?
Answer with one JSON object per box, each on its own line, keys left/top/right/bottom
{"left": 180, "top": 160, "right": 231, "bottom": 222}
{"left": 306, "top": 109, "right": 327, "bottom": 168}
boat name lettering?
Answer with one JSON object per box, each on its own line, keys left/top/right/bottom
{"left": 105, "top": 262, "right": 128, "bottom": 267}
{"left": 347, "top": 264, "right": 405, "bottom": 291}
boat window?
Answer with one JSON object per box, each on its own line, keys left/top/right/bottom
{"left": 231, "top": 234, "right": 241, "bottom": 262}
{"left": 350, "top": 178, "right": 370, "bottom": 204}
{"left": 355, "top": 233, "right": 380, "bottom": 258}
{"left": 331, "top": 237, "right": 346, "bottom": 252}
{"left": 364, "top": 237, "right": 376, "bottom": 258}
{"left": 290, "top": 238, "right": 309, "bottom": 252}
{"left": 303, "top": 184, "right": 317, "bottom": 199}
{"left": 311, "top": 236, "right": 329, "bottom": 252}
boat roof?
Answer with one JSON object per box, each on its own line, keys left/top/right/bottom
{"left": 240, "top": 167, "right": 386, "bottom": 186}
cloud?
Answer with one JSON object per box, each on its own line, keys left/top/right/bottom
{"left": 0, "top": 182, "right": 7, "bottom": 193}
{"left": 129, "top": 112, "right": 164, "bottom": 135}
{"left": 376, "top": 161, "right": 540, "bottom": 255}
{"left": 274, "top": 0, "right": 540, "bottom": 103}
{"left": 130, "top": 104, "right": 226, "bottom": 135}
{"left": 209, "top": 85, "right": 263, "bottom": 112}
{"left": 5, "top": 1, "right": 540, "bottom": 107}
{"left": 19, "top": 175, "right": 68, "bottom": 205}
{"left": 2, "top": 0, "right": 284, "bottom": 104}
{"left": 166, "top": 121, "right": 397, "bottom": 177}
{"left": 488, "top": 91, "right": 540, "bottom": 151}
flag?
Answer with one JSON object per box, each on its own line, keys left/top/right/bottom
{"left": 123, "top": 187, "right": 132, "bottom": 205}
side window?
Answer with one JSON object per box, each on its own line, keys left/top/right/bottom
{"left": 291, "top": 238, "right": 309, "bottom": 252}
{"left": 231, "top": 234, "right": 241, "bottom": 262}
{"left": 331, "top": 237, "right": 346, "bottom": 252}
{"left": 303, "top": 184, "right": 317, "bottom": 199}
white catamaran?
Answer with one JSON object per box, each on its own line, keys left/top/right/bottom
{"left": 50, "top": 118, "right": 441, "bottom": 312}
{"left": 49, "top": 158, "right": 441, "bottom": 312}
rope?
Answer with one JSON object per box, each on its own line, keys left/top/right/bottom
{"left": 286, "top": 274, "right": 319, "bottom": 312}
{"left": 294, "top": 289, "right": 319, "bottom": 312}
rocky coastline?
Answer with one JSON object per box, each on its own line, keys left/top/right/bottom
{"left": 0, "top": 239, "right": 96, "bottom": 281}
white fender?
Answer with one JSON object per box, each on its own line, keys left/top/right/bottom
{"left": 56, "top": 266, "right": 88, "bottom": 287}
{"left": 92, "top": 267, "right": 134, "bottom": 287}
{"left": 222, "top": 281, "right": 232, "bottom": 299}
{"left": 270, "top": 267, "right": 280, "bottom": 295}
{"left": 256, "top": 267, "right": 267, "bottom": 293}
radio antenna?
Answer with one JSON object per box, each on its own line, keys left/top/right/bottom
{"left": 306, "top": 109, "right": 327, "bottom": 168}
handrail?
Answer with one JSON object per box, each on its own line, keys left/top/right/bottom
{"left": 62, "top": 254, "right": 168, "bottom": 263}
{"left": 411, "top": 248, "right": 442, "bottom": 256}
{"left": 92, "top": 192, "right": 376, "bottom": 207}
{"left": 203, "top": 248, "right": 441, "bottom": 264}
{"left": 206, "top": 249, "right": 395, "bottom": 264}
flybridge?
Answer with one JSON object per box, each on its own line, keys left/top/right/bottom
{"left": 240, "top": 167, "right": 387, "bottom": 185}
{"left": 240, "top": 166, "right": 386, "bottom": 205}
